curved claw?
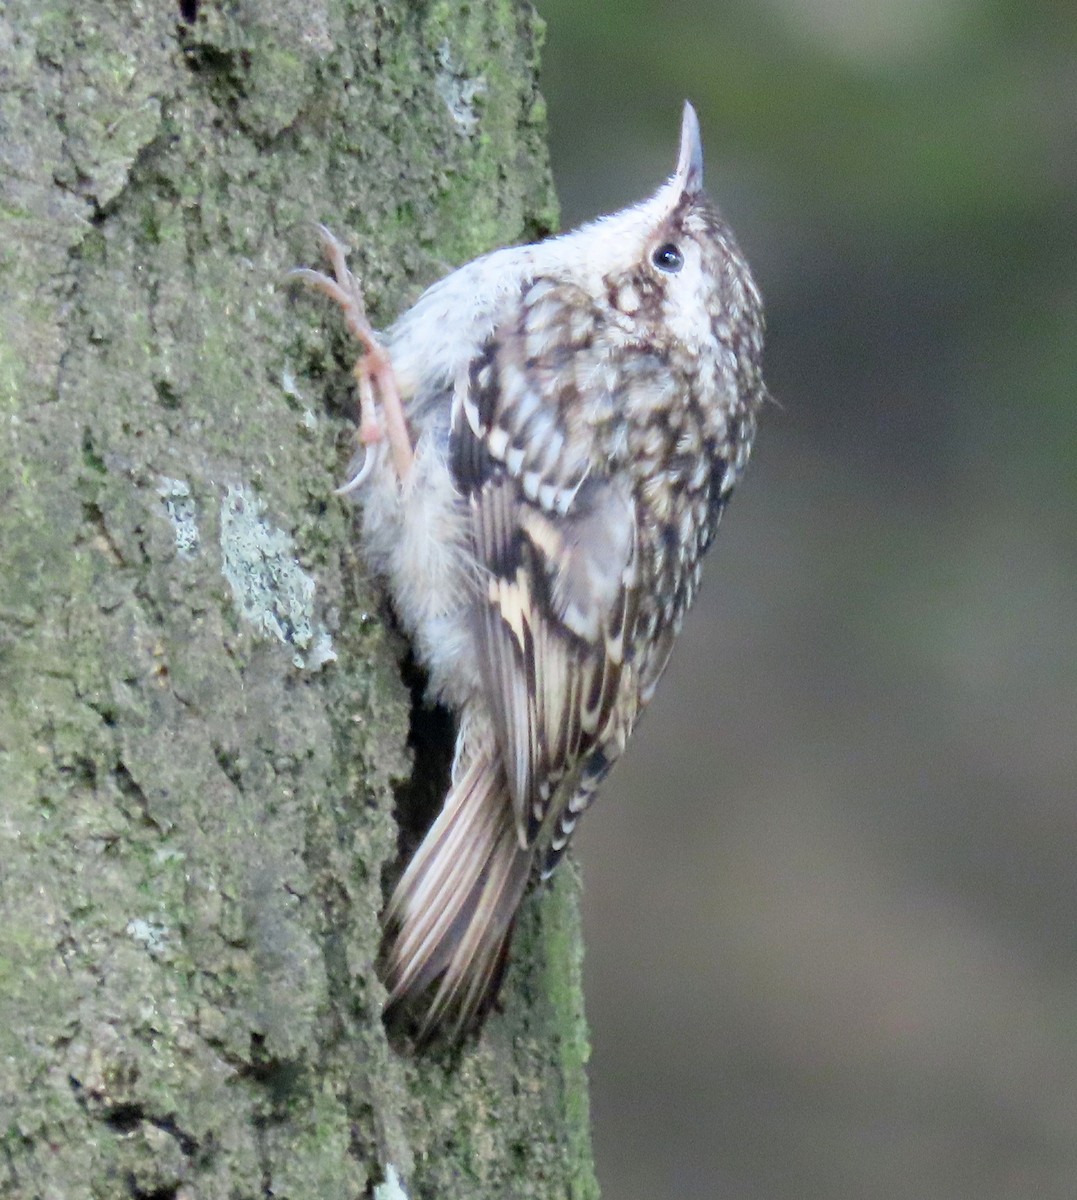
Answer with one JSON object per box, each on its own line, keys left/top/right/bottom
{"left": 333, "top": 446, "right": 375, "bottom": 496}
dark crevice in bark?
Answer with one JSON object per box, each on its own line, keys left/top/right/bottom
{"left": 104, "top": 1102, "right": 144, "bottom": 1134}
{"left": 391, "top": 649, "right": 456, "bottom": 868}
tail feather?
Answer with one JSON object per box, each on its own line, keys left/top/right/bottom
{"left": 385, "top": 754, "right": 502, "bottom": 988}
{"left": 384, "top": 743, "right": 532, "bottom": 1038}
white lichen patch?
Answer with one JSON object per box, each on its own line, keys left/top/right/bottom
{"left": 435, "top": 41, "right": 486, "bottom": 136}
{"left": 281, "top": 366, "right": 319, "bottom": 433}
{"left": 126, "top": 917, "right": 170, "bottom": 956}
{"left": 219, "top": 484, "right": 336, "bottom": 670}
{"left": 156, "top": 477, "right": 202, "bottom": 558}
{"left": 304, "top": 629, "right": 338, "bottom": 670}
{"left": 374, "top": 1165, "right": 409, "bottom": 1200}
{"left": 281, "top": 364, "right": 301, "bottom": 398}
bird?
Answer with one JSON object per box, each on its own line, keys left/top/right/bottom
{"left": 293, "top": 101, "right": 767, "bottom": 1039}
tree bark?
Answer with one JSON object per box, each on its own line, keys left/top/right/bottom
{"left": 0, "top": 2, "right": 596, "bottom": 1197}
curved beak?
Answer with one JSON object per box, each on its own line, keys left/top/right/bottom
{"left": 674, "top": 100, "right": 705, "bottom": 196}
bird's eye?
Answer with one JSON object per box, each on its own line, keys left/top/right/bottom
{"left": 652, "top": 243, "right": 683, "bottom": 273}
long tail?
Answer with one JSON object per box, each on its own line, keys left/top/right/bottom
{"left": 383, "top": 742, "right": 532, "bottom": 1039}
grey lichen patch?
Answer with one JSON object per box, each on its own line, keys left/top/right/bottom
{"left": 156, "top": 477, "right": 201, "bottom": 559}
{"left": 435, "top": 41, "right": 487, "bottom": 137}
{"left": 374, "top": 1164, "right": 410, "bottom": 1200}
{"left": 280, "top": 364, "right": 320, "bottom": 432}
{"left": 125, "top": 917, "right": 171, "bottom": 959}
{"left": 304, "top": 629, "right": 338, "bottom": 671}
{"left": 219, "top": 483, "right": 336, "bottom": 670}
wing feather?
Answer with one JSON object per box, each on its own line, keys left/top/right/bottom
{"left": 451, "top": 278, "right": 642, "bottom": 849}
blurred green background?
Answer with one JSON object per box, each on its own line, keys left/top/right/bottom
{"left": 534, "top": 1, "right": 1077, "bottom": 1197}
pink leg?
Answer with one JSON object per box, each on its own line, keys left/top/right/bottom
{"left": 291, "top": 226, "right": 414, "bottom": 482}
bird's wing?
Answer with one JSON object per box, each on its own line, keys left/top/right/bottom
{"left": 449, "top": 277, "right": 642, "bottom": 849}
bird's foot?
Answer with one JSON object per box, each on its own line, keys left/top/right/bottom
{"left": 291, "top": 225, "right": 413, "bottom": 488}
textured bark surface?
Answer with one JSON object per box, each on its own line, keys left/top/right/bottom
{"left": 0, "top": 2, "right": 596, "bottom": 1197}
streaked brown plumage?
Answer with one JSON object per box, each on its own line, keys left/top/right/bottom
{"left": 296, "top": 102, "right": 767, "bottom": 1038}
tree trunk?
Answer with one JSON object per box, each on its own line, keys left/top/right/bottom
{"left": 0, "top": 2, "right": 596, "bottom": 1196}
